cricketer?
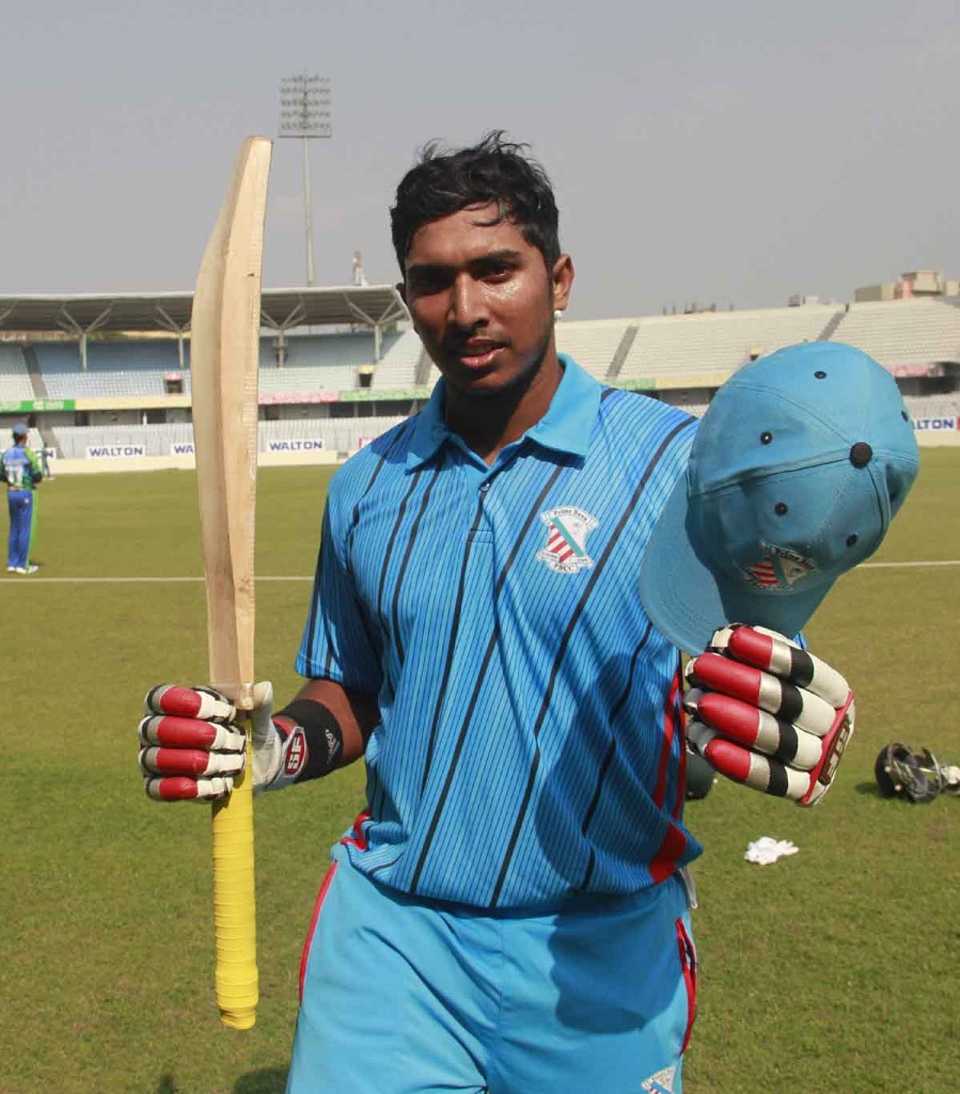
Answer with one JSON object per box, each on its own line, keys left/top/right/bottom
{"left": 138, "top": 133, "right": 918, "bottom": 1093}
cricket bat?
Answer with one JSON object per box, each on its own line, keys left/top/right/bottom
{"left": 191, "top": 136, "right": 272, "bottom": 1030}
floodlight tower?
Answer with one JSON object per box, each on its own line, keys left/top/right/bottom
{"left": 279, "top": 74, "right": 332, "bottom": 286}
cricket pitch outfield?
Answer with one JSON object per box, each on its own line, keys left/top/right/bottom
{"left": 1, "top": 451, "right": 957, "bottom": 1092}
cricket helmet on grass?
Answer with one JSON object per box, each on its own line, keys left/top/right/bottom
{"left": 875, "top": 743, "right": 943, "bottom": 803}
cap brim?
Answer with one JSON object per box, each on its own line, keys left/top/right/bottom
{"left": 638, "top": 475, "right": 833, "bottom": 653}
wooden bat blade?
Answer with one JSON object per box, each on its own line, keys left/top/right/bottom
{"left": 191, "top": 135, "right": 272, "bottom": 1031}
{"left": 192, "top": 136, "right": 271, "bottom": 710}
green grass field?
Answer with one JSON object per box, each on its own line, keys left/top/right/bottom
{"left": 1, "top": 450, "right": 957, "bottom": 1093}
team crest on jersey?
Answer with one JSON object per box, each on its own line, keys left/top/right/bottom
{"left": 742, "top": 543, "right": 816, "bottom": 590}
{"left": 641, "top": 1065, "right": 677, "bottom": 1093}
{"left": 536, "top": 507, "right": 597, "bottom": 574}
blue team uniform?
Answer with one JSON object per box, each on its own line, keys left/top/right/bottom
{"left": 291, "top": 357, "right": 700, "bottom": 1093}
{"left": 2, "top": 443, "right": 40, "bottom": 570}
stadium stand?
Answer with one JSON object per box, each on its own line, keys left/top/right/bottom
{"left": 262, "top": 330, "right": 399, "bottom": 370}
{"left": 828, "top": 298, "right": 960, "bottom": 368}
{"left": 619, "top": 304, "right": 842, "bottom": 382}
{"left": 658, "top": 388, "right": 711, "bottom": 417}
{"left": 902, "top": 394, "right": 960, "bottom": 418}
{"left": 264, "top": 329, "right": 412, "bottom": 394}
{"left": 6, "top": 282, "right": 960, "bottom": 469}
{"left": 258, "top": 329, "right": 407, "bottom": 394}
{"left": 556, "top": 319, "right": 631, "bottom": 380}
{"left": 418, "top": 361, "right": 442, "bottom": 389}
{"left": 55, "top": 423, "right": 191, "bottom": 458}
{"left": 369, "top": 329, "right": 426, "bottom": 389}
{"left": 28, "top": 330, "right": 405, "bottom": 401}
{"left": 312, "top": 303, "right": 960, "bottom": 388}
{"left": 259, "top": 364, "right": 356, "bottom": 394}
{"left": 0, "top": 344, "right": 36, "bottom": 402}
{"left": 34, "top": 342, "right": 188, "bottom": 398}
{"left": 0, "top": 425, "right": 47, "bottom": 452}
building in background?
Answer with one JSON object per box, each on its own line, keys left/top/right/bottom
{"left": 854, "top": 270, "right": 960, "bottom": 302}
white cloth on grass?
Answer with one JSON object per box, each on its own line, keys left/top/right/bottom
{"left": 745, "top": 836, "right": 799, "bottom": 865}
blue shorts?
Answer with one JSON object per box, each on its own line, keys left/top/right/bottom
{"left": 288, "top": 835, "right": 697, "bottom": 1093}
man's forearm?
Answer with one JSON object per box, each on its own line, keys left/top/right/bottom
{"left": 276, "top": 678, "right": 380, "bottom": 772}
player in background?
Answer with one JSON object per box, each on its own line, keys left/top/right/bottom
{"left": 136, "top": 135, "right": 908, "bottom": 1093}
{"left": 2, "top": 422, "right": 42, "bottom": 574}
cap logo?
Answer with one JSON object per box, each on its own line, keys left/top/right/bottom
{"left": 743, "top": 543, "right": 816, "bottom": 590}
{"left": 536, "top": 507, "right": 597, "bottom": 574}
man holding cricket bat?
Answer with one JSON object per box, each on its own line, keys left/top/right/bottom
{"left": 138, "top": 133, "right": 918, "bottom": 1092}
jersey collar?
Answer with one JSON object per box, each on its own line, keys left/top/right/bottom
{"left": 406, "top": 355, "right": 602, "bottom": 471}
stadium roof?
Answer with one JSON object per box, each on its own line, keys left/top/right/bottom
{"left": 0, "top": 285, "right": 408, "bottom": 335}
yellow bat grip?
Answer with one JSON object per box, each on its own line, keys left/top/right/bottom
{"left": 211, "top": 730, "right": 258, "bottom": 1028}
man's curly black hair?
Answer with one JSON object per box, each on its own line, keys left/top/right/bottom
{"left": 390, "top": 131, "right": 561, "bottom": 275}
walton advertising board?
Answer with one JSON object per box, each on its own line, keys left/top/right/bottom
{"left": 86, "top": 443, "right": 147, "bottom": 458}
{"left": 265, "top": 437, "right": 325, "bottom": 453}
{"left": 912, "top": 416, "right": 958, "bottom": 432}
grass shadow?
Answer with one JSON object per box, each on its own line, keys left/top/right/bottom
{"left": 853, "top": 781, "right": 882, "bottom": 797}
{"left": 234, "top": 1067, "right": 289, "bottom": 1093}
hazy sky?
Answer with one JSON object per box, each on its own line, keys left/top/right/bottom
{"left": 2, "top": 0, "right": 958, "bottom": 319}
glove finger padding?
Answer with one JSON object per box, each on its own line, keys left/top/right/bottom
{"left": 686, "top": 625, "right": 856, "bottom": 806}
{"left": 686, "top": 651, "right": 835, "bottom": 736}
{"left": 686, "top": 720, "right": 812, "bottom": 800}
{"left": 144, "top": 775, "right": 236, "bottom": 802}
{"left": 138, "top": 715, "right": 246, "bottom": 752}
{"left": 684, "top": 688, "right": 821, "bottom": 770}
{"left": 144, "top": 684, "right": 236, "bottom": 724}
{"left": 708, "top": 625, "right": 850, "bottom": 707}
{"left": 139, "top": 683, "right": 248, "bottom": 804}
{"left": 139, "top": 746, "right": 245, "bottom": 778}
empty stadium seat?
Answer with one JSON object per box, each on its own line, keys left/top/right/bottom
{"left": 371, "top": 330, "right": 425, "bottom": 389}
{"left": 33, "top": 342, "right": 188, "bottom": 398}
{"left": 32, "top": 331, "right": 401, "bottom": 399}
{"left": 556, "top": 319, "right": 630, "bottom": 379}
{"left": 828, "top": 299, "right": 960, "bottom": 368}
{"left": 619, "top": 305, "right": 841, "bottom": 382}
{"left": 901, "top": 393, "right": 960, "bottom": 418}
{"left": 0, "top": 345, "right": 35, "bottom": 401}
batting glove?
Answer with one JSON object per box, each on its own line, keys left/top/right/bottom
{"left": 684, "top": 625, "right": 855, "bottom": 806}
{"left": 138, "top": 682, "right": 288, "bottom": 801}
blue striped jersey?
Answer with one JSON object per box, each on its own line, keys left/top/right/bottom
{"left": 296, "top": 355, "right": 702, "bottom": 909}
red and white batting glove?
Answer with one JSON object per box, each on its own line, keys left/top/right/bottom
{"left": 138, "top": 682, "right": 287, "bottom": 801}
{"left": 684, "top": 625, "right": 855, "bottom": 806}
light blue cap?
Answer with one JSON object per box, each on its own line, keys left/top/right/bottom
{"left": 638, "top": 342, "right": 919, "bottom": 653}
{"left": 11, "top": 422, "right": 28, "bottom": 438}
